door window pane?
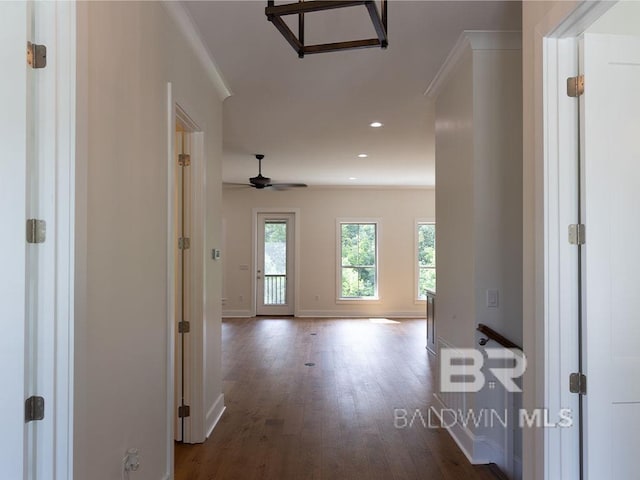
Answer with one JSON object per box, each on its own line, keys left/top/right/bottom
{"left": 264, "top": 222, "right": 287, "bottom": 304}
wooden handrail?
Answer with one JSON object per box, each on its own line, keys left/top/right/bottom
{"left": 476, "top": 323, "right": 522, "bottom": 350}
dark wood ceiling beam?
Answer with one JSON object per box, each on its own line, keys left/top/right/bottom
{"left": 303, "top": 38, "right": 381, "bottom": 55}
{"left": 266, "top": 0, "right": 367, "bottom": 17}
{"left": 267, "top": 14, "right": 303, "bottom": 54}
{"left": 365, "top": 1, "right": 388, "bottom": 47}
{"left": 266, "top": 0, "right": 387, "bottom": 57}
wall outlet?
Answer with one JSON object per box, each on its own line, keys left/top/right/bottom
{"left": 238, "top": 295, "right": 244, "bottom": 304}
{"left": 314, "top": 295, "right": 320, "bottom": 301}
{"left": 486, "top": 289, "right": 499, "bottom": 308}
{"left": 123, "top": 448, "right": 140, "bottom": 473}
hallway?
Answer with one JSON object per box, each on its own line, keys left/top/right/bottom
{"left": 175, "top": 317, "right": 503, "bottom": 480}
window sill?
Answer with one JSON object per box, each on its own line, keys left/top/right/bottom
{"left": 336, "top": 297, "right": 381, "bottom": 304}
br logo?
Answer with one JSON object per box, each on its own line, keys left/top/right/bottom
{"left": 440, "top": 348, "right": 526, "bottom": 393}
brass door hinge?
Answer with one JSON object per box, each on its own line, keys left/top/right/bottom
{"left": 27, "top": 42, "right": 47, "bottom": 69}
{"left": 178, "top": 154, "right": 191, "bottom": 167}
{"left": 26, "top": 219, "right": 46, "bottom": 244}
{"left": 25, "top": 396, "right": 45, "bottom": 422}
{"left": 568, "top": 224, "right": 586, "bottom": 245}
{"left": 567, "top": 75, "right": 584, "bottom": 97}
{"left": 569, "top": 372, "right": 587, "bottom": 395}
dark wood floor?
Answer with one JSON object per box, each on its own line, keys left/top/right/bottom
{"left": 175, "top": 317, "right": 503, "bottom": 480}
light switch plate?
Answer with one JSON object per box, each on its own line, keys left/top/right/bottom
{"left": 486, "top": 289, "right": 499, "bottom": 308}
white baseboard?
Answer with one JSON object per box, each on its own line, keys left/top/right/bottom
{"left": 205, "top": 393, "right": 226, "bottom": 439}
{"left": 296, "top": 310, "right": 425, "bottom": 318}
{"left": 433, "top": 393, "right": 484, "bottom": 464}
{"left": 222, "top": 309, "right": 425, "bottom": 319}
{"left": 513, "top": 455, "right": 523, "bottom": 480}
{"left": 222, "top": 309, "right": 252, "bottom": 318}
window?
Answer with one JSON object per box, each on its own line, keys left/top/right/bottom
{"left": 417, "top": 222, "right": 436, "bottom": 299}
{"left": 339, "top": 222, "right": 378, "bottom": 299}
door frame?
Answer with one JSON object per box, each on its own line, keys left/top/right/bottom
{"left": 0, "top": 1, "right": 76, "bottom": 477}
{"left": 252, "top": 208, "right": 301, "bottom": 317}
{"left": 531, "top": 2, "right": 615, "bottom": 479}
{"left": 166, "top": 83, "right": 207, "bottom": 475}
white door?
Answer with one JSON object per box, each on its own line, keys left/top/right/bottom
{"left": 256, "top": 213, "right": 295, "bottom": 316}
{"left": 581, "top": 32, "right": 640, "bottom": 479}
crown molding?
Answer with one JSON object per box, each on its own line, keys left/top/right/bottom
{"left": 163, "top": 1, "right": 232, "bottom": 100}
{"left": 424, "top": 30, "right": 521, "bottom": 99}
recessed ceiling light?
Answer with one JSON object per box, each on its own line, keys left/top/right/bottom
{"left": 357, "top": 153, "right": 368, "bottom": 158}
{"left": 348, "top": 177, "right": 357, "bottom": 181}
{"left": 369, "top": 122, "right": 383, "bottom": 128}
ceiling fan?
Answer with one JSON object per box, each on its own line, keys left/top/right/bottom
{"left": 233, "top": 154, "right": 308, "bottom": 190}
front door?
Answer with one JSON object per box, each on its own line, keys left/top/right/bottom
{"left": 580, "top": 32, "right": 640, "bottom": 479}
{"left": 256, "top": 213, "right": 295, "bottom": 316}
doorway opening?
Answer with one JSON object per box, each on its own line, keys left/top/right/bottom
{"left": 174, "top": 121, "right": 193, "bottom": 443}
{"left": 254, "top": 211, "right": 298, "bottom": 316}
{"left": 166, "top": 92, "right": 207, "bottom": 467}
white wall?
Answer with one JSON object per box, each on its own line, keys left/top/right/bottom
{"left": 74, "top": 2, "right": 224, "bottom": 479}
{"left": 431, "top": 31, "right": 522, "bottom": 472}
{"left": 433, "top": 32, "right": 523, "bottom": 353}
{"left": 432, "top": 47, "right": 475, "bottom": 350}
{"left": 222, "top": 187, "right": 434, "bottom": 318}
{"left": 473, "top": 48, "right": 524, "bottom": 347}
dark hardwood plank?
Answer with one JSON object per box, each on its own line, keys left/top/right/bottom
{"left": 175, "top": 317, "right": 506, "bottom": 480}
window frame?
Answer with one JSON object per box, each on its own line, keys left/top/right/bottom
{"left": 415, "top": 219, "right": 436, "bottom": 302}
{"left": 336, "top": 218, "right": 381, "bottom": 302}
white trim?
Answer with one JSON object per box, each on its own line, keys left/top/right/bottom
{"left": 205, "top": 394, "right": 226, "bottom": 439}
{"left": 252, "top": 208, "right": 301, "bottom": 317}
{"left": 221, "top": 311, "right": 426, "bottom": 319}
{"left": 526, "top": 2, "right": 615, "bottom": 479}
{"left": 223, "top": 184, "right": 436, "bottom": 191}
{"left": 170, "top": 100, "right": 207, "bottom": 446}
{"left": 188, "top": 128, "right": 207, "bottom": 444}
{"left": 336, "top": 218, "right": 381, "bottom": 302}
{"left": 296, "top": 311, "right": 424, "bottom": 319}
{"left": 165, "top": 85, "right": 209, "bottom": 475}
{"left": 165, "top": 82, "right": 176, "bottom": 480}
{"left": 548, "top": 2, "right": 615, "bottom": 39}
{"left": 52, "top": 3, "right": 77, "bottom": 477}
{"left": 432, "top": 394, "right": 486, "bottom": 465}
{"left": 162, "top": 1, "right": 232, "bottom": 100}
{"left": 541, "top": 36, "right": 582, "bottom": 480}
{"left": 222, "top": 309, "right": 254, "bottom": 318}
{"left": 425, "top": 30, "right": 522, "bottom": 98}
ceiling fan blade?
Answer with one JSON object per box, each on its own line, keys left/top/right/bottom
{"left": 270, "top": 183, "right": 308, "bottom": 191}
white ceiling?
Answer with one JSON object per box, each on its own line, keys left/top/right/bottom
{"left": 184, "top": 1, "right": 521, "bottom": 187}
